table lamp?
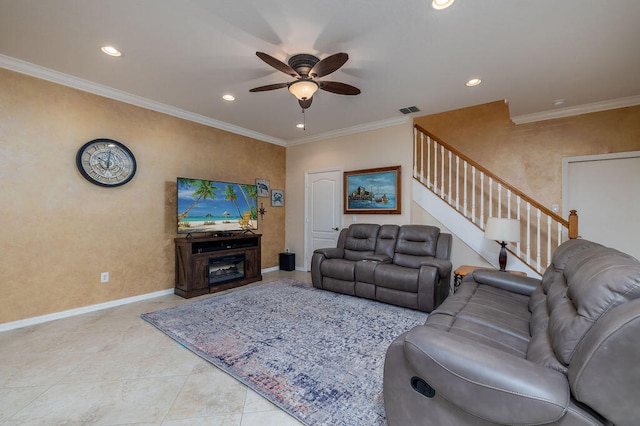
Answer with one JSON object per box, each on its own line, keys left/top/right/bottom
{"left": 484, "top": 218, "right": 520, "bottom": 271}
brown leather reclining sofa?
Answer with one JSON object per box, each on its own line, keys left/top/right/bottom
{"left": 311, "top": 223, "right": 452, "bottom": 312}
{"left": 384, "top": 238, "right": 640, "bottom": 425}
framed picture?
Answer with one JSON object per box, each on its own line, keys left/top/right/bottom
{"left": 344, "top": 166, "right": 401, "bottom": 214}
{"left": 256, "top": 178, "right": 270, "bottom": 197}
{"left": 271, "top": 189, "right": 284, "bottom": 207}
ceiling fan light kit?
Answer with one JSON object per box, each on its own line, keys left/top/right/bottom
{"left": 250, "top": 51, "right": 360, "bottom": 110}
{"left": 288, "top": 79, "right": 318, "bottom": 100}
{"left": 432, "top": 0, "right": 455, "bottom": 10}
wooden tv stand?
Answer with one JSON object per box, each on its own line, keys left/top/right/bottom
{"left": 174, "top": 233, "right": 262, "bottom": 298}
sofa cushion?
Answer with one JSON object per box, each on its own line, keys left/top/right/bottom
{"left": 393, "top": 225, "right": 440, "bottom": 268}
{"left": 343, "top": 223, "right": 380, "bottom": 261}
{"left": 548, "top": 246, "right": 640, "bottom": 365}
{"left": 319, "top": 258, "right": 356, "bottom": 282}
{"left": 375, "top": 264, "right": 419, "bottom": 292}
{"left": 426, "top": 281, "right": 531, "bottom": 357}
{"left": 374, "top": 224, "right": 399, "bottom": 259}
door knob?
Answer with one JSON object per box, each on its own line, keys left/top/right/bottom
{"left": 332, "top": 227, "right": 339, "bottom": 231}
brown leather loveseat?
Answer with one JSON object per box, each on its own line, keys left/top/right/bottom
{"left": 311, "top": 223, "right": 452, "bottom": 312}
{"left": 383, "top": 238, "right": 640, "bottom": 425}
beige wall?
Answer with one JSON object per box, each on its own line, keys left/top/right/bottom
{"left": 285, "top": 122, "right": 414, "bottom": 266}
{"left": 414, "top": 100, "right": 640, "bottom": 210}
{"left": 0, "top": 69, "right": 285, "bottom": 324}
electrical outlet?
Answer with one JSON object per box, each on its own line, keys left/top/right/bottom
{"left": 100, "top": 272, "right": 109, "bottom": 283}
{"left": 552, "top": 204, "right": 559, "bottom": 213}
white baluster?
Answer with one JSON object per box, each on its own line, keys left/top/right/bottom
{"left": 516, "top": 197, "right": 521, "bottom": 257}
{"left": 471, "top": 167, "right": 476, "bottom": 223}
{"left": 463, "top": 161, "right": 468, "bottom": 217}
{"left": 414, "top": 128, "right": 418, "bottom": 179}
{"left": 547, "top": 216, "right": 552, "bottom": 270}
{"left": 498, "top": 183, "right": 502, "bottom": 218}
{"left": 557, "top": 222, "right": 562, "bottom": 248}
{"left": 455, "top": 156, "right": 460, "bottom": 211}
{"left": 433, "top": 141, "right": 438, "bottom": 194}
{"left": 526, "top": 203, "right": 531, "bottom": 263}
{"left": 427, "top": 136, "right": 431, "bottom": 189}
{"left": 420, "top": 132, "right": 425, "bottom": 183}
{"left": 488, "top": 179, "right": 493, "bottom": 219}
{"left": 507, "top": 190, "right": 512, "bottom": 218}
{"left": 440, "top": 145, "right": 445, "bottom": 198}
{"left": 536, "top": 209, "right": 542, "bottom": 273}
{"left": 480, "top": 172, "right": 485, "bottom": 228}
{"left": 448, "top": 151, "right": 452, "bottom": 203}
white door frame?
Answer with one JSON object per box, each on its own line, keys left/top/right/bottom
{"left": 304, "top": 168, "right": 343, "bottom": 271}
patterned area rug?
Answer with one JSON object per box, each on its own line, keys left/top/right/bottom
{"left": 141, "top": 279, "right": 427, "bottom": 425}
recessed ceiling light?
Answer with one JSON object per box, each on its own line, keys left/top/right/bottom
{"left": 432, "top": 0, "right": 455, "bottom": 10}
{"left": 296, "top": 123, "right": 305, "bottom": 129}
{"left": 465, "top": 78, "right": 482, "bottom": 87}
{"left": 222, "top": 94, "right": 235, "bottom": 101}
{"left": 553, "top": 99, "right": 566, "bottom": 106}
{"left": 100, "top": 46, "right": 122, "bottom": 57}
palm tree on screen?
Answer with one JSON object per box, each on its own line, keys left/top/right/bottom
{"left": 240, "top": 184, "right": 259, "bottom": 219}
{"left": 223, "top": 184, "right": 243, "bottom": 218}
{"left": 177, "top": 178, "right": 219, "bottom": 222}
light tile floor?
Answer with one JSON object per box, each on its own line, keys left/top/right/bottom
{"left": 0, "top": 270, "right": 310, "bottom": 425}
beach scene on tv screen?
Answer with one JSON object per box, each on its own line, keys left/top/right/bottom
{"left": 177, "top": 178, "right": 258, "bottom": 234}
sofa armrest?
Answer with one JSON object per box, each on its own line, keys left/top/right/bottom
{"left": 313, "top": 247, "right": 344, "bottom": 259}
{"left": 419, "top": 258, "right": 452, "bottom": 278}
{"left": 435, "top": 232, "right": 452, "bottom": 260}
{"left": 403, "top": 326, "right": 570, "bottom": 425}
{"left": 363, "top": 254, "right": 392, "bottom": 263}
{"left": 469, "top": 268, "right": 540, "bottom": 296}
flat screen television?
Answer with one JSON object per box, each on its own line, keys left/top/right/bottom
{"left": 177, "top": 177, "right": 258, "bottom": 235}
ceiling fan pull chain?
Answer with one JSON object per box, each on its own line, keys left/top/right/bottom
{"left": 302, "top": 108, "right": 306, "bottom": 131}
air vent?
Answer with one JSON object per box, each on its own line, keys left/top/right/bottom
{"left": 399, "top": 106, "right": 420, "bottom": 114}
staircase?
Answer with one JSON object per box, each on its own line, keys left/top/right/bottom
{"left": 413, "top": 124, "right": 578, "bottom": 276}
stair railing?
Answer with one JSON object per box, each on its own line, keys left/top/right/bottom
{"left": 414, "top": 124, "right": 578, "bottom": 273}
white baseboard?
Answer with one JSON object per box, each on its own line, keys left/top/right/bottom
{"left": 0, "top": 289, "right": 175, "bottom": 333}
{"left": 3, "top": 268, "right": 310, "bottom": 332}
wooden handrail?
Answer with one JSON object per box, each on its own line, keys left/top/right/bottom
{"left": 414, "top": 124, "right": 569, "bottom": 227}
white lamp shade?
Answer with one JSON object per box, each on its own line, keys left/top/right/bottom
{"left": 485, "top": 218, "right": 520, "bottom": 243}
{"left": 288, "top": 80, "right": 318, "bottom": 100}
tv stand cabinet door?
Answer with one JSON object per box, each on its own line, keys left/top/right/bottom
{"left": 174, "top": 244, "right": 209, "bottom": 298}
{"left": 244, "top": 248, "right": 259, "bottom": 279}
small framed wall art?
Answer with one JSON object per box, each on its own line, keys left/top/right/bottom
{"left": 344, "top": 165, "right": 401, "bottom": 214}
{"left": 256, "top": 178, "right": 270, "bottom": 197}
{"left": 271, "top": 189, "right": 284, "bottom": 207}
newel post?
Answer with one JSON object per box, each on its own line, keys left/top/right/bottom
{"left": 568, "top": 210, "right": 579, "bottom": 239}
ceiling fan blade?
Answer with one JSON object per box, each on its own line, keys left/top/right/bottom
{"left": 249, "top": 83, "right": 289, "bottom": 92}
{"left": 299, "top": 97, "right": 313, "bottom": 109}
{"left": 319, "top": 81, "right": 361, "bottom": 95}
{"left": 256, "top": 52, "right": 300, "bottom": 78}
{"left": 309, "top": 52, "right": 349, "bottom": 78}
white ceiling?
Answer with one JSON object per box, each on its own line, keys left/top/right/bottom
{"left": 1, "top": 0, "right": 639, "bottom": 144}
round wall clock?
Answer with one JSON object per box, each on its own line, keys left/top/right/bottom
{"left": 76, "top": 138, "right": 137, "bottom": 187}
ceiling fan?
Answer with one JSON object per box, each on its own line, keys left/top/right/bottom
{"left": 249, "top": 52, "right": 361, "bottom": 109}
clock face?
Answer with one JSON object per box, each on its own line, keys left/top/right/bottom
{"left": 76, "top": 139, "right": 137, "bottom": 187}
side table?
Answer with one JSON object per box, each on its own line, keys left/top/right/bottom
{"left": 453, "top": 265, "right": 526, "bottom": 293}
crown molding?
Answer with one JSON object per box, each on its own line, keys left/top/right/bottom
{"left": 0, "top": 54, "right": 287, "bottom": 146}
{"left": 511, "top": 95, "right": 640, "bottom": 124}
{"left": 287, "top": 116, "right": 410, "bottom": 146}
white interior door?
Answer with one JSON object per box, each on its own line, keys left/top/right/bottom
{"left": 305, "top": 169, "right": 342, "bottom": 270}
{"left": 563, "top": 151, "right": 640, "bottom": 260}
